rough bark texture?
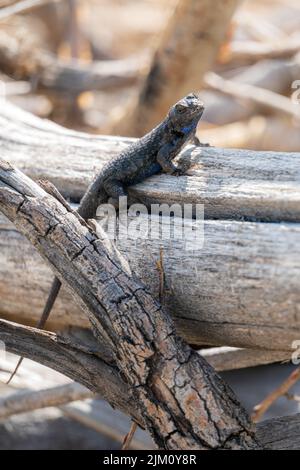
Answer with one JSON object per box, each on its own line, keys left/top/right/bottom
{"left": 1, "top": 318, "right": 299, "bottom": 450}
{"left": 111, "top": 0, "right": 239, "bottom": 136}
{"left": 256, "top": 414, "right": 300, "bottom": 450}
{"left": 0, "top": 160, "right": 260, "bottom": 449}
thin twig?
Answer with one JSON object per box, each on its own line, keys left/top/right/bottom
{"left": 156, "top": 247, "right": 165, "bottom": 303}
{"left": 252, "top": 367, "right": 300, "bottom": 422}
{"left": 122, "top": 421, "right": 138, "bottom": 450}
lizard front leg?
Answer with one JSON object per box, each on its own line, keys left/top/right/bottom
{"left": 157, "top": 144, "right": 185, "bottom": 176}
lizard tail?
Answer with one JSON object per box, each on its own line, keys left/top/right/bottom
{"left": 6, "top": 277, "right": 62, "bottom": 384}
{"left": 77, "top": 177, "right": 107, "bottom": 220}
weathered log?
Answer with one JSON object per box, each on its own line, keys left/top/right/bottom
{"left": 0, "top": 161, "right": 259, "bottom": 449}
{"left": 0, "top": 102, "right": 299, "bottom": 351}
{"left": 1, "top": 211, "right": 300, "bottom": 351}
{"left": 1, "top": 102, "right": 299, "bottom": 222}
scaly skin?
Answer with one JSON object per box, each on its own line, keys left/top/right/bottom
{"left": 7, "top": 93, "right": 204, "bottom": 384}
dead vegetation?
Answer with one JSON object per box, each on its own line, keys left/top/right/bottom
{"left": 0, "top": 0, "right": 300, "bottom": 451}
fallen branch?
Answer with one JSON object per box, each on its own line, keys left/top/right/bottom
{"left": 0, "top": 29, "right": 142, "bottom": 94}
{"left": 0, "top": 382, "right": 93, "bottom": 420}
{"left": 225, "top": 37, "right": 300, "bottom": 63}
{"left": 201, "top": 58, "right": 300, "bottom": 125}
{"left": 1, "top": 103, "right": 300, "bottom": 352}
{"left": 0, "top": 0, "right": 62, "bottom": 21}
{"left": 0, "top": 161, "right": 259, "bottom": 449}
{"left": 1, "top": 319, "right": 300, "bottom": 449}
{"left": 204, "top": 72, "right": 300, "bottom": 120}
{"left": 200, "top": 348, "right": 290, "bottom": 372}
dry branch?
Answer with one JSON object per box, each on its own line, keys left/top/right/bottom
{"left": 1, "top": 318, "right": 300, "bottom": 450}
{"left": 0, "top": 382, "right": 93, "bottom": 420}
{"left": 0, "top": 0, "right": 61, "bottom": 20}
{"left": 111, "top": 0, "right": 239, "bottom": 136}
{"left": 204, "top": 72, "right": 300, "bottom": 120}
{"left": 0, "top": 29, "right": 142, "bottom": 94}
{"left": 226, "top": 37, "right": 300, "bottom": 63}
{"left": 200, "top": 348, "right": 290, "bottom": 372}
{"left": 0, "top": 161, "right": 259, "bottom": 449}
{"left": 201, "top": 58, "right": 300, "bottom": 125}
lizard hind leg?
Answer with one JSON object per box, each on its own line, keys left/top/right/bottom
{"left": 103, "top": 179, "right": 128, "bottom": 209}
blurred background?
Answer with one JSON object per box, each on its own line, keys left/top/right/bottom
{"left": 0, "top": 0, "right": 300, "bottom": 450}
{"left": 0, "top": 0, "right": 299, "bottom": 148}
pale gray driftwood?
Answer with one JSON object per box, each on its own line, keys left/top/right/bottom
{"left": 0, "top": 382, "right": 93, "bottom": 420}
{"left": 200, "top": 348, "right": 291, "bottom": 372}
{"left": 0, "top": 101, "right": 299, "bottom": 222}
{"left": 1, "top": 211, "right": 300, "bottom": 351}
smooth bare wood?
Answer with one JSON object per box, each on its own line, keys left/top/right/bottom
{"left": 227, "top": 37, "right": 300, "bottom": 64}
{"left": 0, "top": 382, "right": 93, "bottom": 420}
{"left": 200, "top": 348, "right": 291, "bottom": 372}
{"left": 200, "top": 116, "right": 300, "bottom": 152}
{"left": 1, "top": 212, "right": 300, "bottom": 351}
{"left": 111, "top": 0, "right": 239, "bottom": 136}
{"left": 204, "top": 72, "right": 300, "bottom": 120}
{"left": 0, "top": 162, "right": 259, "bottom": 449}
{"left": 201, "top": 59, "right": 300, "bottom": 125}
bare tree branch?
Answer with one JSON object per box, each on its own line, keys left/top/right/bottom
{"left": 0, "top": 381, "right": 94, "bottom": 420}
{"left": 0, "top": 0, "right": 62, "bottom": 20}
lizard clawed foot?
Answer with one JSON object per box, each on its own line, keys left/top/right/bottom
{"left": 171, "top": 167, "right": 185, "bottom": 177}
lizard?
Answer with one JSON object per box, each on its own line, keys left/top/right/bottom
{"left": 7, "top": 93, "right": 204, "bottom": 384}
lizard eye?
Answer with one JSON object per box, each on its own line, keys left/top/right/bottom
{"left": 176, "top": 105, "right": 186, "bottom": 114}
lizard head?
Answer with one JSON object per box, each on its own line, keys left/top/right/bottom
{"left": 168, "top": 94, "right": 204, "bottom": 134}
